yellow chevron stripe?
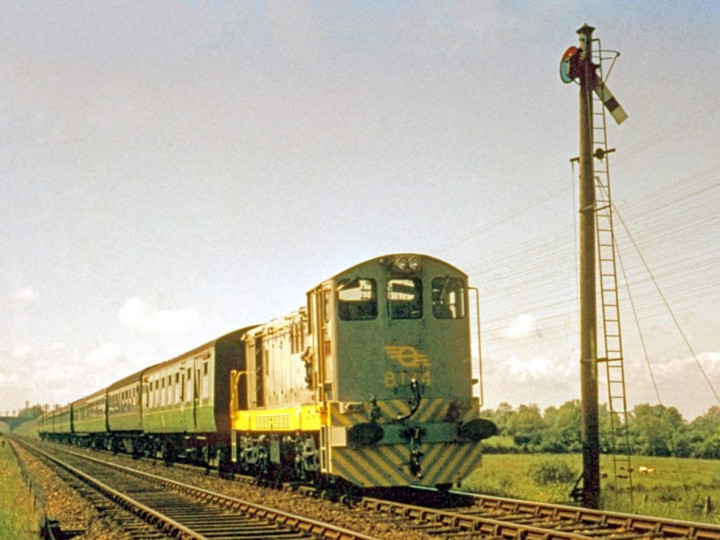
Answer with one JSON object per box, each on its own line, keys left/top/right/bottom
{"left": 379, "top": 400, "right": 406, "bottom": 420}
{"left": 456, "top": 443, "right": 484, "bottom": 477}
{"left": 333, "top": 447, "right": 406, "bottom": 487}
{"left": 330, "top": 441, "right": 485, "bottom": 488}
{"left": 448, "top": 443, "right": 483, "bottom": 481}
{"left": 417, "top": 398, "right": 445, "bottom": 422}
{"left": 438, "top": 443, "right": 470, "bottom": 481}
{"left": 331, "top": 449, "right": 372, "bottom": 486}
{"left": 418, "top": 442, "right": 447, "bottom": 482}
{"left": 330, "top": 398, "right": 458, "bottom": 426}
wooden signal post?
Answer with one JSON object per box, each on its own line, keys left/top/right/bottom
{"left": 577, "top": 23, "right": 600, "bottom": 509}
{"left": 562, "top": 23, "right": 627, "bottom": 509}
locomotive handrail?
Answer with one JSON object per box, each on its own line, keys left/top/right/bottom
{"left": 395, "top": 378, "right": 422, "bottom": 422}
{"left": 470, "top": 286, "right": 484, "bottom": 405}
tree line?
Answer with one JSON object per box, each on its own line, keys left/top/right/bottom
{"left": 482, "top": 401, "right": 720, "bottom": 459}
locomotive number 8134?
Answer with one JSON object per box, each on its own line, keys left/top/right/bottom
{"left": 229, "top": 253, "right": 497, "bottom": 490}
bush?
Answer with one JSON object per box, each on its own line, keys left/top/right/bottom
{"left": 528, "top": 459, "right": 578, "bottom": 486}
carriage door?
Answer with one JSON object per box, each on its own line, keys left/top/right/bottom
{"left": 192, "top": 356, "right": 201, "bottom": 431}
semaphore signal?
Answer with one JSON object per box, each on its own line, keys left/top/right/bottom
{"left": 561, "top": 39, "right": 628, "bottom": 125}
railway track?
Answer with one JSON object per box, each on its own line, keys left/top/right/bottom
{"left": 14, "top": 438, "right": 376, "bottom": 539}
{"left": 18, "top": 438, "right": 720, "bottom": 539}
{"left": 360, "top": 486, "right": 720, "bottom": 539}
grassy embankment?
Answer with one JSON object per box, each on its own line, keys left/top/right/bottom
{"left": 463, "top": 439, "right": 720, "bottom": 524}
{"left": 0, "top": 432, "right": 40, "bottom": 539}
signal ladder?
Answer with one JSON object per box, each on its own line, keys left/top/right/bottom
{"left": 591, "top": 39, "right": 634, "bottom": 500}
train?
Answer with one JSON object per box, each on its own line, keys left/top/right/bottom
{"left": 39, "top": 254, "right": 497, "bottom": 492}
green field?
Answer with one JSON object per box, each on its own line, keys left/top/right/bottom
{"left": 463, "top": 451, "right": 720, "bottom": 524}
{"left": 0, "top": 435, "right": 40, "bottom": 539}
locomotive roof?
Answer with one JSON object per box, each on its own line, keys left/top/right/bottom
{"left": 317, "top": 253, "right": 467, "bottom": 286}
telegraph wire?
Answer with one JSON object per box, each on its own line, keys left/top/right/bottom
{"left": 613, "top": 204, "right": 720, "bottom": 407}
{"left": 618, "top": 99, "right": 720, "bottom": 161}
{"left": 616, "top": 232, "right": 690, "bottom": 495}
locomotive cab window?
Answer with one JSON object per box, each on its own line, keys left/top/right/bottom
{"left": 337, "top": 278, "right": 377, "bottom": 321}
{"left": 432, "top": 277, "right": 466, "bottom": 319}
{"left": 388, "top": 278, "right": 422, "bottom": 319}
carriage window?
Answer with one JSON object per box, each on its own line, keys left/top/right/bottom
{"left": 432, "top": 277, "right": 466, "bottom": 319}
{"left": 388, "top": 278, "right": 422, "bottom": 319}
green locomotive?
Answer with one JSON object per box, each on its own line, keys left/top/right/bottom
{"left": 231, "top": 254, "right": 497, "bottom": 489}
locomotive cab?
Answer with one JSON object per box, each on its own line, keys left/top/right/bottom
{"left": 306, "top": 254, "right": 496, "bottom": 488}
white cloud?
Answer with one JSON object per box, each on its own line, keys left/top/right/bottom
{"left": 13, "top": 287, "right": 37, "bottom": 301}
{"left": 119, "top": 298, "right": 200, "bottom": 333}
{"left": 11, "top": 344, "right": 33, "bottom": 359}
{"left": 505, "top": 313, "right": 538, "bottom": 339}
{"left": 82, "top": 343, "right": 123, "bottom": 365}
{"left": 505, "top": 354, "right": 575, "bottom": 383}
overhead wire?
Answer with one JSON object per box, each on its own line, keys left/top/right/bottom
{"left": 438, "top": 95, "right": 720, "bottom": 419}
{"left": 615, "top": 214, "right": 691, "bottom": 495}
{"left": 613, "top": 205, "right": 720, "bottom": 407}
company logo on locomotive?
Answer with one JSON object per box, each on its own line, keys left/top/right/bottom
{"left": 384, "top": 345, "right": 430, "bottom": 368}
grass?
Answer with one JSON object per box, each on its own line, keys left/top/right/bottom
{"left": 11, "top": 418, "right": 39, "bottom": 438}
{"left": 0, "top": 434, "right": 40, "bottom": 539}
{"left": 462, "top": 453, "right": 720, "bottom": 524}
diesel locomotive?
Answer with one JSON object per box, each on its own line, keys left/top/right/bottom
{"left": 39, "top": 254, "right": 496, "bottom": 491}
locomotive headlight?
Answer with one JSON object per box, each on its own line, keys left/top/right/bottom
{"left": 395, "top": 257, "right": 408, "bottom": 272}
{"left": 407, "top": 256, "right": 420, "bottom": 272}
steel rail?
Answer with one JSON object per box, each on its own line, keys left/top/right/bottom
{"left": 361, "top": 496, "right": 601, "bottom": 539}
{"left": 447, "top": 489, "right": 720, "bottom": 539}
{"left": 19, "top": 439, "right": 378, "bottom": 540}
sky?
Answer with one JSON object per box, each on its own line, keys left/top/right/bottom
{"left": 2, "top": 1, "right": 719, "bottom": 422}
